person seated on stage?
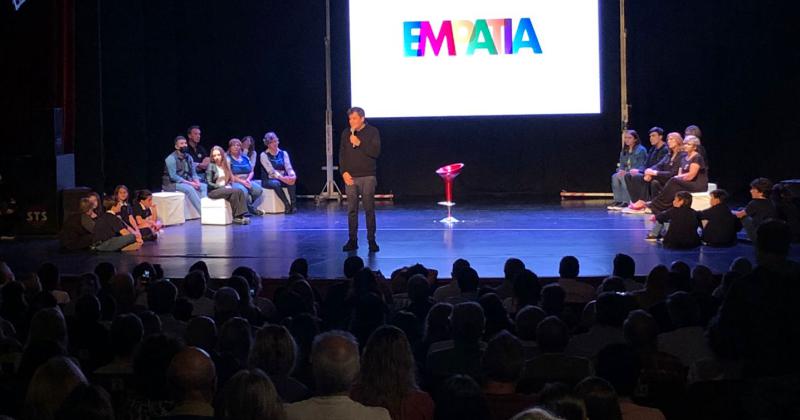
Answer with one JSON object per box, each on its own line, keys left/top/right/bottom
{"left": 186, "top": 125, "right": 210, "bottom": 180}
{"left": 207, "top": 145, "right": 251, "bottom": 225}
{"left": 260, "top": 132, "right": 298, "bottom": 214}
{"left": 698, "top": 189, "right": 741, "bottom": 246}
{"left": 630, "top": 136, "right": 708, "bottom": 214}
{"left": 734, "top": 177, "right": 778, "bottom": 242}
{"left": 771, "top": 183, "right": 800, "bottom": 242}
{"left": 227, "top": 138, "right": 263, "bottom": 215}
{"left": 647, "top": 191, "right": 701, "bottom": 249}
{"left": 241, "top": 135, "right": 258, "bottom": 167}
{"left": 684, "top": 124, "right": 708, "bottom": 166}
{"left": 623, "top": 132, "right": 686, "bottom": 214}
{"left": 113, "top": 185, "right": 141, "bottom": 235}
{"left": 163, "top": 135, "right": 207, "bottom": 215}
{"left": 92, "top": 196, "right": 142, "bottom": 252}
{"left": 58, "top": 197, "right": 96, "bottom": 251}
{"left": 131, "top": 189, "right": 162, "bottom": 241}
{"left": 609, "top": 129, "right": 648, "bottom": 210}
{"left": 624, "top": 127, "right": 670, "bottom": 206}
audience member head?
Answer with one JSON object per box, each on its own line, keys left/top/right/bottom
{"left": 183, "top": 270, "right": 207, "bottom": 300}
{"left": 311, "top": 331, "right": 360, "bottom": 395}
{"left": 25, "top": 356, "right": 88, "bottom": 420}
{"left": 227, "top": 275, "right": 253, "bottom": 307}
{"left": 623, "top": 309, "right": 659, "bottom": 352}
{"left": 406, "top": 263, "right": 429, "bottom": 280}
{"left": 76, "top": 272, "right": 101, "bottom": 299}
{"left": 1, "top": 280, "right": 26, "bottom": 312}
{"left": 93, "top": 262, "right": 116, "bottom": 289}
{"left": 288, "top": 313, "right": 319, "bottom": 357}
{"left": 504, "top": 258, "right": 526, "bottom": 283}
{"left": 513, "top": 269, "right": 542, "bottom": 309}
{"left": 390, "top": 311, "right": 422, "bottom": 346}
{"left": 110, "top": 313, "right": 143, "bottom": 359}
{"left": 665, "top": 291, "right": 699, "bottom": 329}
{"left": 595, "top": 292, "right": 632, "bottom": 328}
{"left": 756, "top": 220, "right": 792, "bottom": 263}
{"left": 483, "top": 330, "right": 525, "bottom": 385}
{"left": 352, "top": 267, "right": 379, "bottom": 297}
{"left": 457, "top": 267, "right": 480, "bottom": 293}
{"left": 538, "top": 382, "right": 587, "bottom": 420}
{"left": 289, "top": 258, "right": 309, "bottom": 279}
{"left": 540, "top": 284, "right": 566, "bottom": 316}
{"left": 451, "top": 258, "right": 471, "bottom": 279}
{"left": 147, "top": 280, "right": 178, "bottom": 315}
{"left": 109, "top": 273, "right": 136, "bottom": 314}
{"left": 407, "top": 274, "right": 431, "bottom": 304}
{"left": 596, "top": 343, "right": 640, "bottom": 397}
{"left": 644, "top": 264, "right": 669, "bottom": 294}
{"left": 423, "top": 302, "right": 453, "bottom": 343}
{"left": 612, "top": 254, "right": 634, "bottom": 280}
{"left": 749, "top": 177, "right": 773, "bottom": 199}
{"left": 359, "top": 326, "right": 418, "bottom": 414}
{"left": 479, "top": 293, "right": 512, "bottom": 337}
{"left": 669, "top": 261, "right": 691, "bottom": 288}
{"left": 232, "top": 266, "right": 262, "bottom": 299}
{"left": 559, "top": 256, "right": 580, "bottom": 279}
{"left": 185, "top": 316, "right": 217, "bottom": 353}
{"left": 222, "top": 369, "right": 286, "bottom": 420}
{"left": 250, "top": 325, "right": 297, "bottom": 377}
{"left": 54, "top": 384, "right": 114, "bottom": 420}
{"left": 510, "top": 408, "right": 564, "bottom": 420}
{"left": 133, "top": 334, "right": 184, "bottom": 400}
{"left": 343, "top": 256, "right": 365, "bottom": 279}
{"left": 75, "top": 295, "right": 102, "bottom": 323}
{"left": 138, "top": 310, "right": 162, "bottom": 335}
{"left": 515, "top": 305, "right": 547, "bottom": 341}
{"left": 434, "top": 375, "right": 491, "bottom": 420}
{"left": 27, "top": 308, "right": 67, "bottom": 348}
{"left": 37, "top": 262, "right": 60, "bottom": 292}
{"left": 537, "top": 315, "right": 570, "bottom": 353}
{"left": 0, "top": 261, "right": 15, "bottom": 286}
{"left": 168, "top": 347, "right": 216, "bottom": 403}
{"left": 574, "top": 377, "right": 622, "bottom": 420}
{"left": 189, "top": 261, "right": 210, "bottom": 281}
{"left": 597, "top": 276, "right": 626, "bottom": 293}
{"left": 451, "top": 302, "right": 485, "bottom": 344}
{"left": 174, "top": 297, "right": 193, "bottom": 322}
{"left": 691, "top": 264, "right": 715, "bottom": 295}
{"left": 214, "top": 287, "right": 241, "bottom": 316}
{"left": 20, "top": 272, "right": 42, "bottom": 300}
{"left": 218, "top": 317, "right": 252, "bottom": 363}
{"left": 729, "top": 257, "right": 753, "bottom": 276}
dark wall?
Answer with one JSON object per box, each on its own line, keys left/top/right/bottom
{"left": 7, "top": 0, "right": 799, "bottom": 200}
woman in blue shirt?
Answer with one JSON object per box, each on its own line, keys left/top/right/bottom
{"left": 228, "top": 138, "right": 264, "bottom": 215}
{"left": 609, "top": 130, "right": 647, "bottom": 210}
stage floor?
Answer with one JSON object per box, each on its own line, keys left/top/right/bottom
{"left": 2, "top": 200, "right": 795, "bottom": 280}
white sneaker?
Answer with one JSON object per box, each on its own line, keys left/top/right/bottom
{"left": 622, "top": 207, "right": 647, "bottom": 214}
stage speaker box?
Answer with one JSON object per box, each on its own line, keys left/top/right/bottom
{"left": 2, "top": 108, "right": 74, "bottom": 236}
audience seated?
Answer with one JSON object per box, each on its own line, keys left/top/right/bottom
{"left": 446, "top": 267, "right": 480, "bottom": 305}
{"left": 537, "top": 383, "right": 587, "bottom": 420}
{"left": 482, "top": 331, "right": 537, "bottom": 420}
{"left": 629, "top": 265, "right": 669, "bottom": 310}
{"left": 596, "top": 344, "right": 666, "bottom": 420}
{"left": 657, "top": 292, "right": 714, "bottom": 368}
{"left": 161, "top": 347, "right": 216, "bottom": 420}
{"left": 250, "top": 325, "right": 311, "bottom": 403}
{"left": 494, "top": 258, "right": 526, "bottom": 300}
{"left": 351, "top": 325, "right": 434, "bottom": 420}
{"left": 574, "top": 377, "right": 622, "bottom": 420}
{"left": 427, "top": 302, "right": 486, "bottom": 386}
{"left": 519, "top": 316, "right": 593, "bottom": 394}
{"left": 612, "top": 254, "right": 643, "bottom": 292}
{"left": 24, "top": 356, "right": 88, "bottom": 420}
{"left": 556, "top": 256, "right": 595, "bottom": 305}
{"left": 479, "top": 293, "right": 514, "bottom": 341}
{"left": 433, "top": 375, "right": 492, "bottom": 420}
{"left": 433, "top": 259, "right": 471, "bottom": 303}
{"left": 221, "top": 368, "right": 286, "bottom": 420}
{"left": 54, "top": 383, "right": 115, "bottom": 420}
{"left": 163, "top": 135, "right": 207, "bottom": 215}
{"left": 507, "top": 270, "right": 542, "bottom": 315}
{"left": 285, "top": 330, "right": 391, "bottom": 420}
{"left": 514, "top": 305, "right": 546, "bottom": 359}
{"left": 566, "top": 293, "right": 630, "bottom": 359}
{"left": 128, "top": 334, "right": 185, "bottom": 420}
{"left": 214, "top": 317, "right": 252, "bottom": 392}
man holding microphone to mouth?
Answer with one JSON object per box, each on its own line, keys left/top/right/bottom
{"left": 340, "top": 107, "right": 381, "bottom": 253}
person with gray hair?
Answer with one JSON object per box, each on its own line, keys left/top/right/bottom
{"left": 260, "top": 131, "right": 298, "bottom": 214}
{"left": 284, "top": 330, "right": 390, "bottom": 420}
{"left": 641, "top": 135, "right": 708, "bottom": 213}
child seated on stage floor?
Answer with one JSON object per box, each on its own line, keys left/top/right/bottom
{"left": 698, "top": 189, "right": 741, "bottom": 247}
{"left": 647, "top": 191, "right": 700, "bottom": 248}
{"left": 92, "top": 196, "right": 143, "bottom": 252}
{"left": 735, "top": 177, "right": 778, "bottom": 242}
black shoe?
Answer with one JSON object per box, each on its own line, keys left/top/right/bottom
{"left": 342, "top": 240, "right": 358, "bottom": 252}
{"left": 368, "top": 241, "right": 380, "bottom": 253}
{"left": 289, "top": 205, "right": 298, "bottom": 214}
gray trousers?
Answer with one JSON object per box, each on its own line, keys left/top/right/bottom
{"left": 95, "top": 234, "right": 137, "bottom": 252}
{"left": 345, "top": 176, "right": 377, "bottom": 241}
{"left": 208, "top": 187, "right": 248, "bottom": 218}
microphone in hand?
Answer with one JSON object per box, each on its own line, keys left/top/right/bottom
{"left": 350, "top": 128, "right": 358, "bottom": 148}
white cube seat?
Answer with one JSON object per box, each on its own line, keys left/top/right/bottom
{"left": 201, "top": 197, "right": 232, "bottom": 225}
{"left": 252, "top": 180, "right": 290, "bottom": 214}
{"left": 152, "top": 192, "right": 186, "bottom": 226}
{"left": 690, "top": 182, "right": 718, "bottom": 211}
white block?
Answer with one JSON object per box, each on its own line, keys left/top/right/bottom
{"left": 152, "top": 192, "right": 186, "bottom": 226}
{"left": 255, "top": 187, "right": 290, "bottom": 214}
{"left": 185, "top": 197, "right": 201, "bottom": 220}
{"left": 201, "top": 197, "right": 232, "bottom": 225}
{"left": 690, "top": 182, "right": 718, "bottom": 211}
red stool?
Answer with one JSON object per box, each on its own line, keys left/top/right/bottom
{"left": 436, "top": 163, "right": 464, "bottom": 224}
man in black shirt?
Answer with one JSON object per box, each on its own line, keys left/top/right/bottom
{"left": 339, "top": 107, "right": 381, "bottom": 252}
{"left": 698, "top": 189, "right": 741, "bottom": 246}
{"left": 625, "top": 127, "right": 669, "bottom": 203}
{"left": 187, "top": 125, "right": 210, "bottom": 179}
{"left": 93, "top": 196, "right": 141, "bottom": 251}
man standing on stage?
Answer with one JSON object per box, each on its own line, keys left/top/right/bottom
{"left": 340, "top": 107, "right": 381, "bottom": 252}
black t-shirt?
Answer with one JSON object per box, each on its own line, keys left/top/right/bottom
{"left": 745, "top": 198, "right": 778, "bottom": 227}
{"left": 92, "top": 212, "right": 127, "bottom": 243}
{"left": 680, "top": 153, "right": 708, "bottom": 187}
{"left": 189, "top": 143, "right": 209, "bottom": 173}
{"left": 131, "top": 203, "right": 152, "bottom": 221}
{"left": 119, "top": 202, "right": 132, "bottom": 223}
{"left": 656, "top": 206, "right": 701, "bottom": 249}
{"left": 59, "top": 213, "right": 94, "bottom": 250}
{"left": 698, "top": 203, "right": 741, "bottom": 246}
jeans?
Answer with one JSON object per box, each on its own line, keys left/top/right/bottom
{"left": 611, "top": 172, "right": 631, "bottom": 203}
{"left": 650, "top": 221, "right": 669, "bottom": 237}
{"left": 742, "top": 216, "right": 757, "bottom": 242}
{"left": 95, "top": 234, "right": 137, "bottom": 252}
{"left": 345, "top": 176, "right": 377, "bottom": 241}
{"left": 208, "top": 187, "right": 248, "bottom": 218}
{"left": 262, "top": 178, "right": 297, "bottom": 208}
{"left": 233, "top": 181, "right": 263, "bottom": 213}
{"left": 175, "top": 182, "right": 207, "bottom": 214}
